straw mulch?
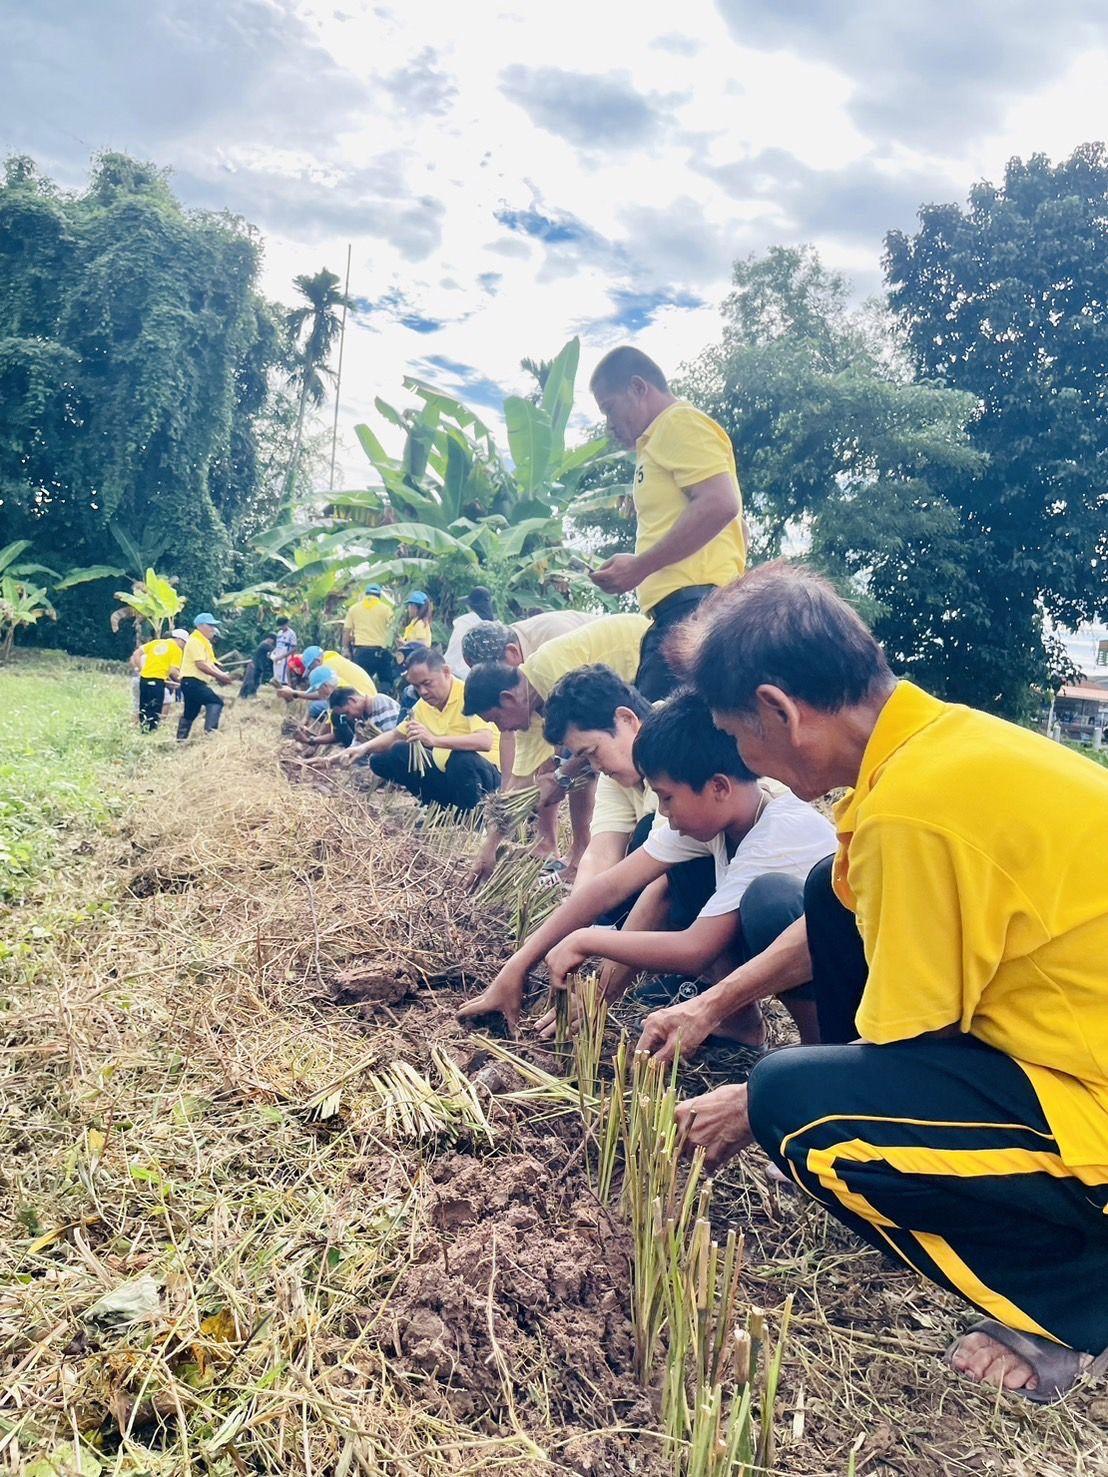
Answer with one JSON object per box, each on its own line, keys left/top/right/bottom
{"left": 2, "top": 704, "right": 1106, "bottom": 1476}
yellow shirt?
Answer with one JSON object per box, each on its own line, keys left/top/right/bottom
{"left": 180, "top": 631, "right": 217, "bottom": 682}
{"left": 834, "top": 680, "right": 1108, "bottom": 1168}
{"left": 401, "top": 617, "right": 432, "bottom": 647}
{"left": 321, "top": 650, "right": 377, "bottom": 698}
{"left": 345, "top": 596, "right": 393, "bottom": 647}
{"left": 590, "top": 774, "right": 657, "bottom": 836}
{"left": 633, "top": 401, "right": 746, "bottom": 612}
{"left": 139, "top": 638, "right": 182, "bottom": 681}
{"left": 514, "top": 613, "right": 650, "bottom": 778}
{"left": 400, "top": 676, "right": 500, "bottom": 773}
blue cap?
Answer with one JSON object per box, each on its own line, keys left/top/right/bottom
{"left": 301, "top": 645, "right": 324, "bottom": 667}
{"left": 307, "top": 666, "right": 337, "bottom": 691}
{"left": 407, "top": 591, "right": 429, "bottom": 607}
{"left": 365, "top": 583, "right": 383, "bottom": 596}
{"left": 194, "top": 612, "right": 219, "bottom": 630}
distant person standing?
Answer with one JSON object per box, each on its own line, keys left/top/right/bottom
{"left": 342, "top": 583, "right": 396, "bottom": 685}
{"left": 272, "top": 617, "right": 297, "bottom": 685}
{"left": 177, "top": 614, "right": 235, "bottom": 741}
{"left": 397, "top": 592, "right": 434, "bottom": 659}
{"left": 589, "top": 346, "right": 746, "bottom": 700}
{"left": 240, "top": 633, "right": 276, "bottom": 698}
{"left": 443, "top": 586, "right": 497, "bottom": 679}
{"left": 134, "top": 630, "right": 187, "bottom": 731}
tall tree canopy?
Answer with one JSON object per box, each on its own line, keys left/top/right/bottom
{"left": 885, "top": 145, "right": 1108, "bottom": 712}
{"left": 681, "top": 246, "right": 986, "bottom": 701}
{"left": 0, "top": 153, "right": 288, "bottom": 654}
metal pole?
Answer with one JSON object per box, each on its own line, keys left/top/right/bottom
{"left": 329, "top": 242, "right": 352, "bottom": 492}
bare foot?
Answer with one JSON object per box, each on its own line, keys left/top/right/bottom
{"left": 949, "top": 1331, "right": 1040, "bottom": 1393}
{"left": 710, "top": 1001, "right": 767, "bottom": 1049}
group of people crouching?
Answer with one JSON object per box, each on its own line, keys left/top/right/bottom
{"left": 285, "top": 565, "right": 1108, "bottom": 1407}
{"left": 140, "top": 565, "right": 1108, "bottom": 1405}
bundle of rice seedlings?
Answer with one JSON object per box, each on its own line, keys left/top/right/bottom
{"left": 367, "top": 1051, "right": 494, "bottom": 1146}
{"left": 485, "top": 783, "right": 541, "bottom": 836}
{"left": 407, "top": 736, "right": 431, "bottom": 775}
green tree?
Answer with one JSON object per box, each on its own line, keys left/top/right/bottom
{"left": 0, "top": 153, "right": 286, "bottom": 655}
{"left": 681, "top": 246, "right": 987, "bottom": 698}
{"left": 283, "top": 268, "right": 352, "bottom": 504}
{"left": 885, "top": 145, "right": 1108, "bottom": 712}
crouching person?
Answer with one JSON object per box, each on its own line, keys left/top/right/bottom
{"left": 338, "top": 647, "right": 500, "bottom": 811}
{"left": 637, "top": 562, "right": 1108, "bottom": 1405}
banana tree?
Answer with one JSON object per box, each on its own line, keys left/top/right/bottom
{"left": 110, "top": 568, "right": 186, "bottom": 639}
{"left": 0, "top": 575, "right": 56, "bottom": 659}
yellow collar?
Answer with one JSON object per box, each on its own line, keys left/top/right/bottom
{"left": 833, "top": 681, "right": 947, "bottom": 839}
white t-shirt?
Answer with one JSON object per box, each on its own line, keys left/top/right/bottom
{"left": 643, "top": 787, "right": 835, "bottom": 918}
{"left": 444, "top": 611, "right": 483, "bottom": 677}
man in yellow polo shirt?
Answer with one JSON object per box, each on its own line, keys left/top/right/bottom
{"left": 589, "top": 346, "right": 746, "bottom": 700}
{"left": 463, "top": 613, "right": 649, "bottom": 882}
{"left": 177, "top": 614, "right": 236, "bottom": 740}
{"left": 277, "top": 645, "right": 377, "bottom": 716}
{"left": 341, "top": 647, "right": 499, "bottom": 811}
{"left": 637, "top": 563, "right": 1108, "bottom": 1405}
{"left": 134, "top": 628, "right": 186, "bottom": 731}
{"left": 342, "top": 583, "right": 395, "bottom": 685}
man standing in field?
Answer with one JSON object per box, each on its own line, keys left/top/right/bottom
{"left": 134, "top": 629, "right": 187, "bottom": 731}
{"left": 638, "top": 564, "right": 1108, "bottom": 1404}
{"left": 342, "top": 583, "right": 395, "bottom": 685}
{"left": 272, "top": 617, "right": 297, "bottom": 685}
{"left": 589, "top": 346, "right": 746, "bottom": 700}
{"left": 176, "top": 614, "right": 235, "bottom": 740}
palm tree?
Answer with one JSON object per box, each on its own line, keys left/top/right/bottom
{"left": 283, "top": 268, "right": 352, "bottom": 503}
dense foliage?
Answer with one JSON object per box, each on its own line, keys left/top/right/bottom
{"left": 0, "top": 153, "right": 292, "bottom": 655}
{"left": 886, "top": 145, "right": 1108, "bottom": 712}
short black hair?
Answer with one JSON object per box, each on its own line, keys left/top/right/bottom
{"left": 468, "top": 586, "right": 496, "bottom": 621}
{"left": 543, "top": 664, "right": 652, "bottom": 745}
{"left": 261, "top": 632, "right": 276, "bottom": 643}
{"left": 463, "top": 661, "right": 522, "bottom": 717}
{"left": 670, "top": 561, "right": 894, "bottom": 716}
{"left": 590, "top": 345, "right": 668, "bottom": 395}
{"left": 632, "top": 690, "right": 756, "bottom": 788}
{"left": 328, "top": 686, "right": 358, "bottom": 710}
{"left": 405, "top": 645, "right": 446, "bottom": 673}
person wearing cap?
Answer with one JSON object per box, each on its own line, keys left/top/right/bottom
{"left": 240, "top": 633, "right": 276, "bottom": 698}
{"left": 443, "top": 587, "right": 497, "bottom": 679}
{"left": 133, "top": 628, "right": 187, "bottom": 731}
{"left": 272, "top": 617, "right": 298, "bottom": 685}
{"left": 343, "top": 584, "right": 396, "bottom": 685}
{"left": 277, "top": 646, "right": 378, "bottom": 704}
{"left": 397, "top": 592, "right": 433, "bottom": 658}
{"left": 337, "top": 647, "right": 500, "bottom": 812}
{"left": 177, "top": 615, "right": 235, "bottom": 740}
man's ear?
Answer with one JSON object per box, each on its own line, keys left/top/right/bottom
{"left": 708, "top": 773, "right": 732, "bottom": 801}
{"left": 614, "top": 705, "right": 640, "bottom": 731}
{"left": 754, "top": 684, "right": 801, "bottom": 735}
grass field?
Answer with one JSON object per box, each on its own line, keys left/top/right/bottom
{"left": 1, "top": 653, "right": 1105, "bottom": 1476}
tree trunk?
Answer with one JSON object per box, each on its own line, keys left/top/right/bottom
{"left": 284, "top": 367, "right": 315, "bottom": 506}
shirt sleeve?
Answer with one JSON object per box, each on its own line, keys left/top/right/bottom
{"left": 699, "top": 799, "right": 835, "bottom": 918}
{"left": 851, "top": 816, "right": 1042, "bottom": 1044}
{"left": 590, "top": 775, "right": 638, "bottom": 837}
{"left": 643, "top": 814, "right": 711, "bottom": 866}
{"left": 649, "top": 407, "right": 734, "bottom": 489}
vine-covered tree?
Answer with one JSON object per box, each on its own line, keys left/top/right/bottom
{"left": 0, "top": 153, "right": 288, "bottom": 654}
{"left": 885, "top": 145, "right": 1108, "bottom": 713}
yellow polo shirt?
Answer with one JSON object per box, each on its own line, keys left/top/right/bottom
{"left": 834, "top": 680, "right": 1108, "bottom": 1168}
{"left": 401, "top": 617, "right": 432, "bottom": 647}
{"left": 345, "top": 596, "right": 393, "bottom": 647}
{"left": 633, "top": 401, "right": 746, "bottom": 613}
{"left": 180, "top": 631, "right": 216, "bottom": 681}
{"left": 514, "top": 613, "right": 650, "bottom": 778}
{"left": 321, "top": 650, "right": 377, "bottom": 698}
{"left": 590, "top": 774, "right": 657, "bottom": 836}
{"left": 400, "top": 676, "right": 500, "bottom": 773}
{"left": 139, "top": 638, "right": 182, "bottom": 681}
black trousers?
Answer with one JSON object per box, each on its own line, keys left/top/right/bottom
{"left": 177, "top": 676, "right": 223, "bottom": 740}
{"left": 138, "top": 678, "right": 166, "bottom": 731}
{"left": 353, "top": 645, "right": 395, "bottom": 685}
{"left": 369, "top": 745, "right": 500, "bottom": 812}
{"left": 747, "top": 857, "right": 1108, "bottom": 1352}
{"left": 635, "top": 585, "right": 716, "bottom": 701}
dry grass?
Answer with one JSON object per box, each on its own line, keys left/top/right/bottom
{"left": 2, "top": 690, "right": 1106, "bottom": 1475}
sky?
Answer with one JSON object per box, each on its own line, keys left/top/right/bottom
{"left": 5, "top": 0, "right": 1108, "bottom": 491}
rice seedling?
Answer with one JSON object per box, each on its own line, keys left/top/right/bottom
{"left": 407, "top": 735, "right": 431, "bottom": 775}
{"left": 367, "top": 1052, "right": 495, "bottom": 1146}
{"left": 485, "top": 783, "right": 541, "bottom": 836}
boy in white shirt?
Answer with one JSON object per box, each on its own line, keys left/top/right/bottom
{"left": 460, "top": 689, "right": 834, "bottom": 1041}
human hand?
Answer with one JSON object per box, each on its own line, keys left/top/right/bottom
{"left": 218, "top": 671, "right": 235, "bottom": 686}
{"left": 589, "top": 554, "right": 641, "bottom": 596}
{"left": 545, "top": 930, "right": 595, "bottom": 991}
{"left": 407, "top": 720, "right": 433, "bottom": 747}
{"left": 457, "top": 961, "right": 526, "bottom": 1031}
{"left": 674, "top": 1083, "right": 754, "bottom": 1172}
{"left": 464, "top": 842, "right": 499, "bottom": 893}
{"left": 535, "top": 984, "right": 584, "bottom": 1040}
{"left": 635, "top": 998, "right": 713, "bottom": 1066}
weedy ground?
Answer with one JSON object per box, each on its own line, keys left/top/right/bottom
{"left": 2, "top": 652, "right": 1106, "bottom": 1476}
